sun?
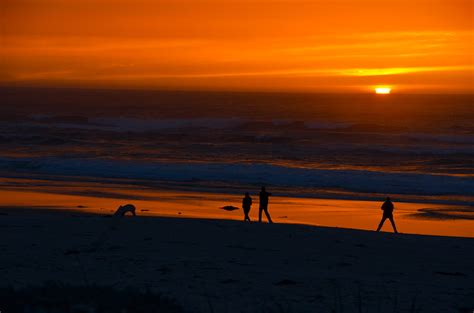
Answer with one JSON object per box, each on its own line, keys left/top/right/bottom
{"left": 375, "top": 87, "right": 391, "bottom": 94}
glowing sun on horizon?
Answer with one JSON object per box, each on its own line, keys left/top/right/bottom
{"left": 375, "top": 87, "right": 391, "bottom": 94}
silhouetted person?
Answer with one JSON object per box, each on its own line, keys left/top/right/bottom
{"left": 242, "top": 192, "right": 252, "bottom": 222}
{"left": 376, "top": 197, "right": 398, "bottom": 233}
{"left": 258, "top": 187, "right": 273, "bottom": 223}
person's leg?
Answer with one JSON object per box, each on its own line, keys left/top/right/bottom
{"left": 376, "top": 216, "right": 387, "bottom": 232}
{"left": 388, "top": 216, "right": 398, "bottom": 233}
{"left": 264, "top": 207, "right": 273, "bottom": 224}
{"left": 258, "top": 207, "right": 263, "bottom": 222}
{"left": 244, "top": 211, "right": 251, "bottom": 222}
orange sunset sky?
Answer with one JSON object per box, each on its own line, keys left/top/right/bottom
{"left": 1, "top": 0, "right": 473, "bottom": 93}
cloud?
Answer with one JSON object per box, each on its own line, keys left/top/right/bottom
{"left": 1, "top": 0, "right": 472, "bottom": 93}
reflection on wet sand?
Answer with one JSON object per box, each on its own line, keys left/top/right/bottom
{"left": 0, "top": 178, "right": 472, "bottom": 238}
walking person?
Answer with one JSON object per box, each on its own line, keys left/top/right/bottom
{"left": 258, "top": 186, "right": 273, "bottom": 223}
{"left": 242, "top": 192, "right": 252, "bottom": 222}
{"left": 376, "top": 197, "right": 398, "bottom": 233}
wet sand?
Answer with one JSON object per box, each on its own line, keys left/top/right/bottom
{"left": 0, "top": 177, "right": 473, "bottom": 237}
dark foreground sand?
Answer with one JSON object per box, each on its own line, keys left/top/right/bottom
{"left": 0, "top": 209, "right": 473, "bottom": 313}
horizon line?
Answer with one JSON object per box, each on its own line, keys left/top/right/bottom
{"left": 1, "top": 84, "right": 473, "bottom": 97}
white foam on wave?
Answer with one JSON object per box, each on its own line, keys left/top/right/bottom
{"left": 405, "top": 133, "right": 474, "bottom": 144}
{"left": 24, "top": 115, "right": 356, "bottom": 132}
{"left": 91, "top": 117, "right": 246, "bottom": 132}
{"left": 304, "top": 121, "right": 354, "bottom": 129}
{"left": 20, "top": 116, "right": 474, "bottom": 146}
{"left": 2, "top": 157, "right": 473, "bottom": 197}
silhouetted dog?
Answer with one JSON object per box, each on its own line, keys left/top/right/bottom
{"left": 114, "top": 204, "right": 136, "bottom": 217}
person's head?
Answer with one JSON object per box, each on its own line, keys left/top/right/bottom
{"left": 245, "top": 192, "right": 249, "bottom": 197}
{"left": 386, "top": 197, "right": 391, "bottom": 201}
{"left": 261, "top": 186, "right": 266, "bottom": 192}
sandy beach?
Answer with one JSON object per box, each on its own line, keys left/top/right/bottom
{"left": 1, "top": 208, "right": 473, "bottom": 313}
{"left": 1, "top": 176, "right": 473, "bottom": 238}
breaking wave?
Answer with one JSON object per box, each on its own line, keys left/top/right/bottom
{"left": 1, "top": 156, "right": 473, "bottom": 198}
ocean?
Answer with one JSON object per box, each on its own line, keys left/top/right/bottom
{"left": 1, "top": 87, "right": 473, "bottom": 207}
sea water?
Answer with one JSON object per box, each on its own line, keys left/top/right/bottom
{"left": 1, "top": 88, "right": 473, "bottom": 210}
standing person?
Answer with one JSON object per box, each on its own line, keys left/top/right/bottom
{"left": 242, "top": 192, "right": 252, "bottom": 222}
{"left": 376, "top": 197, "right": 398, "bottom": 233}
{"left": 259, "top": 186, "right": 273, "bottom": 224}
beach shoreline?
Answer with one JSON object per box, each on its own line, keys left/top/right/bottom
{"left": 1, "top": 176, "right": 473, "bottom": 238}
